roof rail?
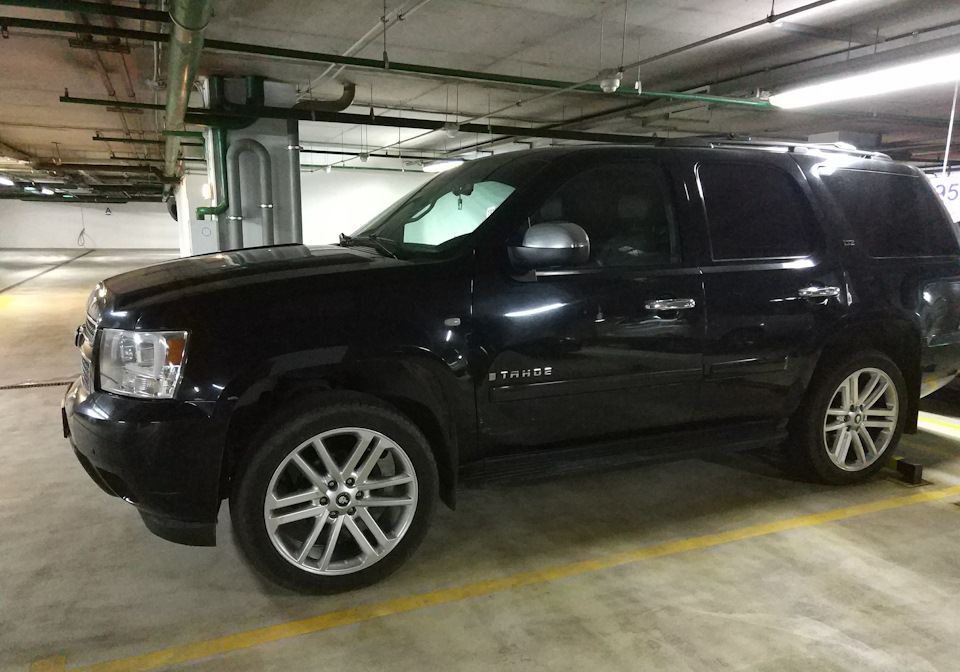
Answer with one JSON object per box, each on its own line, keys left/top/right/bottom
{"left": 661, "top": 135, "right": 891, "bottom": 161}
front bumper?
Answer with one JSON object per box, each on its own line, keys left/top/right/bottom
{"left": 62, "top": 378, "right": 227, "bottom": 546}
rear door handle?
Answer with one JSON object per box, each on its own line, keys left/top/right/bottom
{"left": 798, "top": 286, "right": 841, "bottom": 299}
{"left": 644, "top": 298, "right": 697, "bottom": 311}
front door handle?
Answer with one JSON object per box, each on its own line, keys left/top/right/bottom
{"left": 644, "top": 298, "right": 697, "bottom": 311}
{"left": 798, "top": 286, "right": 841, "bottom": 299}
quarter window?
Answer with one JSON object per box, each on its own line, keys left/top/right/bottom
{"left": 698, "top": 162, "right": 822, "bottom": 261}
{"left": 819, "top": 168, "right": 958, "bottom": 257}
{"left": 529, "top": 163, "right": 677, "bottom": 267}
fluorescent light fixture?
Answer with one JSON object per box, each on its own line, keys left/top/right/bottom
{"left": 23, "top": 185, "right": 37, "bottom": 191}
{"left": 0, "top": 176, "right": 14, "bottom": 187}
{"left": 63, "top": 194, "right": 75, "bottom": 198}
{"left": 40, "top": 187, "right": 55, "bottom": 195}
{"left": 422, "top": 159, "right": 463, "bottom": 173}
{"left": 770, "top": 51, "right": 960, "bottom": 109}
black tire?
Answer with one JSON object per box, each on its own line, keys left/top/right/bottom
{"left": 230, "top": 393, "right": 438, "bottom": 594}
{"left": 789, "top": 350, "right": 906, "bottom": 485}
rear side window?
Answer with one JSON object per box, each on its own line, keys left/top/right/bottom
{"left": 698, "top": 162, "right": 822, "bottom": 260}
{"left": 819, "top": 168, "right": 958, "bottom": 257}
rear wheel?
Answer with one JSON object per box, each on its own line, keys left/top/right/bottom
{"left": 790, "top": 351, "right": 906, "bottom": 484}
{"left": 230, "top": 395, "right": 438, "bottom": 593}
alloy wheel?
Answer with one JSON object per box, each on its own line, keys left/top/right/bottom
{"left": 822, "top": 367, "right": 898, "bottom": 471}
{"left": 263, "top": 427, "right": 418, "bottom": 575}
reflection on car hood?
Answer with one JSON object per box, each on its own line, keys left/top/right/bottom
{"left": 103, "top": 244, "right": 382, "bottom": 304}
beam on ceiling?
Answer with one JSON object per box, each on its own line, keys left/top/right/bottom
{"left": 93, "top": 136, "right": 203, "bottom": 146}
{"left": 4, "top": 16, "right": 769, "bottom": 109}
{"left": 60, "top": 95, "right": 662, "bottom": 144}
{"left": 0, "top": 138, "right": 32, "bottom": 161}
{"left": 2, "top": 0, "right": 167, "bottom": 23}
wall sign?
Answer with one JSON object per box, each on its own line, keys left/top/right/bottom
{"left": 928, "top": 174, "right": 960, "bottom": 223}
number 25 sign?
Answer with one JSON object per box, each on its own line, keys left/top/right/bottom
{"left": 928, "top": 175, "right": 960, "bottom": 222}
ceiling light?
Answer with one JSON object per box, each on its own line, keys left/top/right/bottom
{"left": 422, "top": 159, "right": 463, "bottom": 173}
{"left": 442, "top": 122, "right": 460, "bottom": 138}
{"left": 598, "top": 68, "right": 622, "bottom": 94}
{"left": 63, "top": 194, "right": 75, "bottom": 198}
{"left": 23, "top": 185, "right": 37, "bottom": 191}
{"left": 40, "top": 187, "right": 55, "bottom": 195}
{"left": 324, "top": 165, "right": 332, "bottom": 174}
{"left": 200, "top": 182, "right": 213, "bottom": 200}
{"left": 770, "top": 50, "right": 960, "bottom": 109}
{"left": 0, "top": 176, "right": 14, "bottom": 187}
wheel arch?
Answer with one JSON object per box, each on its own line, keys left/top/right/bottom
{"left": 810, "top": 316, "right": 921, "bottom": 433}
{"left": 219, "top": 355, "right": 470, "bottom": 510}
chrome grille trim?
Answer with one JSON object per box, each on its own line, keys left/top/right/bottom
{"left": 80, "top": 353, "right": 92, "bottom": 391}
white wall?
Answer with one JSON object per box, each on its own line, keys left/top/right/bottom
{"left": 300, "top": 169, "right": 432, "bottom": 244}
{"left": 176, "top": 172, "right": 220, "bottom": 257}
{"left": 0, "top": 200, "right": 178, "bottom": 249}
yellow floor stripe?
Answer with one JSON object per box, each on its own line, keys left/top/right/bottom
{"left": 918, "top": 415, "right": 960, "bottom": 432}
{"left": 45, "top": 483, "right": 960, "bottom": 672}
{"left": 30, "top": 656, "right": 66, "bottom": 672}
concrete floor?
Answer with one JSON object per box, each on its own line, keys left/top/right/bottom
{"left": 2, "top": 249, "right": 960, "bottom": 672}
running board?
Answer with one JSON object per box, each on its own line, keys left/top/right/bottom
{"left": 459, "top": 421, "right": 788, "bottom": 486}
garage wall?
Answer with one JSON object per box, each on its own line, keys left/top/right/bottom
{"left": 0, "top": 200, "right": 178, "bottom": 249}
{"left": 299, "top": 168, "right": 432, "bottom": 245}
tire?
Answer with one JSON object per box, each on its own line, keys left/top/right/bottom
{"left": 230, "top": 393, "right": 438, "bottom": 594}
{"left": 789, "top": 350, "right": 906, "bottom": 485}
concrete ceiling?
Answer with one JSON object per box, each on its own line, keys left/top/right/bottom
{"left": 1, "top": 0, "right": 959, "bottom": 199}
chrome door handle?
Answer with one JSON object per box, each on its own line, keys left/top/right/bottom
{"left": 798, "top": 286, "right": 841, "bottom": 299}
{"left": 644, "top": 298, "right": 697, "bottom": 311}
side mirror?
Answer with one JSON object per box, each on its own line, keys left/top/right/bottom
{"left": 508, "top": 222, "right": 590, "bottom": 270}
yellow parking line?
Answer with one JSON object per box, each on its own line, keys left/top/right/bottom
{"left": 32, "top": 483, "right": 960, "bottom": 672}
{"left": 918, "top": 415, "right": 960, "bottom": 432}
{"left": 30, "top": 655, "right": 66, "bottom": 672}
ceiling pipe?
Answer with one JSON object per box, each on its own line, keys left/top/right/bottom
{"left": 302, "top": 0, "right": 435, "bottom": 95}
{"left": 2, "top": 0, "right": 167, "bottom": 23}
{"left": 14, "top": 17, "right": 768, "bottom": 109}
{"left": 162, "top": 0, "right": 214, "bottom": 178}
{"left": 293, "top": 82, "right": 356, "bottom": 112}
{"left": 60, "top": 95, "right": 666, "bottom": 144}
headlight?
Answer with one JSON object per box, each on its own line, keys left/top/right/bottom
{"left": 99, "top": 329, "right": 188, "bottom": 399}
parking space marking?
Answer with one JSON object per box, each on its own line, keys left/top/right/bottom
{"left": 29, "top": 655, "right": 66, "bottom": 672}
{"left": 33, "top": 483, "right": 960, "bottom": 672}
{"left": 918, "top": 413, "right": 960, "bottom": 433}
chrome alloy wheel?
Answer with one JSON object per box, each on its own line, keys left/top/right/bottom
{"left": 823, "top": 367, "right": 898, "bottom": 471}
{"left": 263, "top": 427, "right": 418, "bottom": 575}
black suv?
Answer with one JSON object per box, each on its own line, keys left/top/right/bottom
{"left": 63, "top": 141, "right": 960, "bottom": 593}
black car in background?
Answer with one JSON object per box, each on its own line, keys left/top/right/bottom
{"left": 63, "top": 140, "right": 960, "bottom": 593}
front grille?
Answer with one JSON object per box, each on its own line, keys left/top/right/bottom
{"left": 83, "top": 314, "right": 97, "bottom": 343}
{"left": 80, "top": 353, "right": 92, "bottom": 391}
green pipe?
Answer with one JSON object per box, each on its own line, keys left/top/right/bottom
{"left": 163, "top": 0, "right": 214, "bottom": 177}
{"left": 308, "top": 165, "right": 424, "bottom": 173}
{"left": 2, "top": 0, "right": 167, "bottom": 22}
{"left": 93, "top": 136, "right": 203, "bottom": 147}
{"left": 61, "top": 95, "right": 662, "bottom": 144}
{"left": 21, "top": 17, "right": 770, "bottom": 110}
{"left": 196, "top": 128, "right": 228, "bottom": 220}
{"left": 163, "top": 130, "right": 205, "bottom": 139}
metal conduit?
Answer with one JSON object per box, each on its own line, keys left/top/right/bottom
{"left": 162, "top": 0, "right": 214, "bottom": 177}
{"left": 225, "top": 139, "right": 274, "bottom": 250}
{"left": 286, "top": 119, "right": 303, "bottom": 244}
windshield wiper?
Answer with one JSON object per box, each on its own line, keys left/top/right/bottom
{"left": 339, "top": 232, "right": 399, "bottom": 259}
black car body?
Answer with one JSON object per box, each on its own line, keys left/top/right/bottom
{"left": 63, "top": 141, "right": 960, "bottom": 591}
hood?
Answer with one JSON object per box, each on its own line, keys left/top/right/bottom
{"left": 103, "top": 244, "right": 384, "bottom": 306}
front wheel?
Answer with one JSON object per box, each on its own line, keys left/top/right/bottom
{"left": 790, "top": 350, "right": 906, "bottom": 484}
{"left": 230, "top": 395, "right": 438, "bottom": 593}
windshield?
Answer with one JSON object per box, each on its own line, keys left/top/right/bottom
{"left": 350, "top": 153, "right": 548, "bottom": 257}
